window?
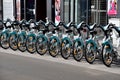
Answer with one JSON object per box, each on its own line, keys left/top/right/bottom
{"left": 90, "top": 0, "right": 107, "bottom": 25}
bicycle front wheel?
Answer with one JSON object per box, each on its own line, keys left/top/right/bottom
{"left": 61, "top": 42, "right": 71, "bottom": 59}
{"left": 26, "top": 36, "right": 36, "bottom": 54}
{"left": 73, "top": 41, "right": 84, "bottom": 62}
{"left": 102, "top": 45, "right": 113, "bottom": 67}
{"left": 36, "top": 37, "right": 48, "bottom": 55}
{"left": 85, "top": 43, "right": 96, "bottom": 64}
{"left": 0, "top": 33, "right": 9, "bottom": 49}
{"left": 49, "top": 39, "right": 59, "bottom": 57}
{"left": 17, "top": 35, "right": 26, "bottom": 52}
{"left": 9, "top": 34, "right": 18, "bottom": 51}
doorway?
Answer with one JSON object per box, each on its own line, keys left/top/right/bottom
{"left": 36, "top": 0, "right": 46, "bottom": 21}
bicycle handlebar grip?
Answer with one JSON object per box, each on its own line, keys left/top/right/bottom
{"left": 3, "top": 18, "right": 12, "bottom": 28}
{"left": 11, "top": 20, "right": 20, "bottom": 29}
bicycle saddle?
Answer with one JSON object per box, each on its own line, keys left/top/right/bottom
{"left": 77, "top": 21, "right": 86, "bottom": 30}
{"left": 90, "top": 30, "right": 97, "bottom": 35}
{"left": 62, "top": 22, "right": 74, "bottom": 29}
{"left": 66, "top": 29, "right": 73, "bottom": 33}
{"left": 88, "top": 23, "right": 97, "bottom": 30}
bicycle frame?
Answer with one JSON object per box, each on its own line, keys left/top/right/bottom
{"left": 35, "top": 20, "right": 49, "bottom": 55}
{"left": 84, "top": 23, "right": 102, "bottom": 64}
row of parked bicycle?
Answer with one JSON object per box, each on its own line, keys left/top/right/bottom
{"left": 0, "top": 18, "right": 120, "bottom": 67}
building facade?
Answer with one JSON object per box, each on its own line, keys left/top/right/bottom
{"left": 47, "top": 0, "right": 107, "bottom": 25}
{"left": 12, "top": 0, "right": 108, "bottom": 25}
{"left": 1, "top": 0, "right": 120, "bottom": 25}
{"left": 14, "top": 0, "right": 47, "bottom": 21}
{"left": 60, "top": 0, "right": 107, "bottom": 25}
{"left": 0, "top": 0, "right": 14, "bottom": 20}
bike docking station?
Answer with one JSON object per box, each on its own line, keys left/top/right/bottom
{"left": 0, "top": 18, "right": 120, "bottom": 67}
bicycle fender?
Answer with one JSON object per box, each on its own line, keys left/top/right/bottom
{"left": 18, "top": 31, "right": 26, "bottom": 35}
{"left": 86, "top": 39, "right": 97, "bottom": 50}
{"left": 102, "top": 41, "right": 113, "bottom": 52}
{"left": 37, "top": 34, "right": 48, "bottom": 42}
{"left": 74, "top": 38, "right": 84, "bottom": 48}
{"left": 0, "top": 31, "right": 9, "bottom": 40}
{"left": 1, "top": 29, "right": 9, "bottom": 34}
{"left": 9, "top": 31, "right": 17, "bottom": 35}
{"left": 62, "top": 37, "right": 72, "bottom": 46}
{"left": 27, "top": 33, "right": 36, "bottom": 42}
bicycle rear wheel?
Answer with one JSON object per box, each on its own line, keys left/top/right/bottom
{"left": 102, "top": 45, "right": 113, "bottom": 67}
{"left": 26, "top": 36, "right": 36, "bottom": 54}
{"left": 73, "top": 41, "right": 84, "bottom": 62}
{"left": 61, "top": 41, "right": 71, "bottom": 59}
{"left": 85, "top": 43, "right": 96, "bottom": 64}
{"left": 17, "top": 35, "right": 26, "bottom": 52}
{"left": 9, "top": 34, "right": 18, "bottom": 51}
{"left": 49, "top": 39, "right": 59, "bottom": 57}
{"left": 36, "top": 37, "right": 48, "bottom": 55}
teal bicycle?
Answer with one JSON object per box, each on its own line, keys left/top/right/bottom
{"left": 26, "top": 19, "right": 38, "bottom": 54}
{"left": 72, "top": 22, "right": 86, "bottom": 61}
{"left": 0, "top": 18, "right": 13, "bottom": 49}
{"left": 48, "top": 21, "right": 61, "bottom": 57}
{"left": 84, "top": 23, "right": 102, "bottom": 64}
{"left": 17, "top": 19, "right": 30, "bottom": 52}
{"left": 8, "top": 19, "right": 20, "bottom": 51}
{"left": 61, "top": 22, "right": 74, "bottom": 59}
{"left": 101, "top": 24, "right": 120, "bottom": 67}
{"left": 35, "top": 20, "right": 48, "bottom": 55}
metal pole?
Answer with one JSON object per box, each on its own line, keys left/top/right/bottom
{"left": 96, "top": 0, "right": 98, "bottom": 24}
{"left": 69, "top": 0, "right": 71, "bottom": 22}
{"left": 106, "top": 0, "right": 108, "bottom": 24}
{"left": 35, "top": 0, "right": 36, "bottom": 21}
{"left": 13, "top": 0, "right": 17, "bottom": 19}
{"left": 86, "top": 0, "right": 88, "bottom": 24}
{"left": 73, "top": 0, "right": 75, "bottom": 22}
{"left": 24, "top": 0, "right": 26, "bottom": 20}
{"left": 60, "top": 0, "right": 64, "bottom": 21}
{"left": 1, "top": 0, "right": 3, "bottom": 20}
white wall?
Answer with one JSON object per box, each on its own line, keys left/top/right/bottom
{"left": 3, "top": 0, "right": 14, "bottom": 20}
{"left": 109, "top": 18, "right": 120, "bottom": 26}
{"left": 109, "top": 18, "right": 120, "bottom": 46}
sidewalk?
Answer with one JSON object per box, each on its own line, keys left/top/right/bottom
{"left": 0, "top": 48, "right": 120, "bottom": 74}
